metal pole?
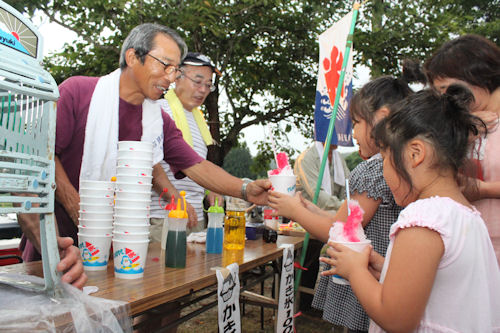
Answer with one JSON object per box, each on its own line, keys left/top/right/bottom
{"left": 295, "top": 2, "right": 361, "bottom": 292}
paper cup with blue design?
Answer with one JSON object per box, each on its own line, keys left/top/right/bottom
{"left": 112, "top": 239, "right": 149, "bottom": 279}
{"left": 330, "top": 239, "right": 371, "bottom": 285}
{"left": 269, "top": 174, "right": 296, "bottom": 196}
{"left": 78, "top": 233, "right": 112, "bottom": 271}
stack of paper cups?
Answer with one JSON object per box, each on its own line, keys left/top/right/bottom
{"left": 78, "top": 180, "right": 114, "bottom": 271}
{"left": 113, "top": 141, "right": 153, "bottom": 279}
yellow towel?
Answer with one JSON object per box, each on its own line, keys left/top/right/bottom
{"left": 165, "top": 89, "right": 214, "bottom": 147}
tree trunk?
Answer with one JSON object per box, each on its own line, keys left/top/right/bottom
{"left": 205, "top": 92, "right": 223, "bottom": 166}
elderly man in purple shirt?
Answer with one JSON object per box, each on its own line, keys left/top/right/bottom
{"left": 17, "top": 23, "right": 271, "bottom": 289}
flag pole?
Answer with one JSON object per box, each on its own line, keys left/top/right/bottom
{"left": 295, "top": 1, "right": 362, "bottom": 293}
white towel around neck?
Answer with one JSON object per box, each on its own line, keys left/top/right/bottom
{"left": 79, "top": 68, "right": 164, "bottom": 184}
{"left": 314, "top": 141, "right": 346, "bottom": 195}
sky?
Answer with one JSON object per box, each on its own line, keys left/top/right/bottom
{"left": 35, "top": 16, "right": 365, "bottom": 158}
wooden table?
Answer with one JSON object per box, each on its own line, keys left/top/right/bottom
{"left": 0, "top": 235, "right": 303, "bottom": 328}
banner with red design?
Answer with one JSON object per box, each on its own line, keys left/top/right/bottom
{"left": 314, "top": 11, "right": 354, "bottom": 147}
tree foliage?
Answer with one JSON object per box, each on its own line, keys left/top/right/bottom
{"left": 344, "top": 151, "right": 363, "bottom": 171}
{"left": 222, "top": 145, "right": 254, "bottom": 179}
{"left": 11, "top": 0, "right": 499, "bottom": 167}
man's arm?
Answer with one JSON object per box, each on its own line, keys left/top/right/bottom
{"left": 17, "top": 212, "right": 42, "bottom": 253}
{"left": 183, "top": 160, "right": 271, "bottom": 205}
{"left": 152, "top": 164, "right": 198, "bottom": 227}
{"left": 295, "top": 150, "right": 343, "bottom": 211}
{"left": 54, "top": 156, "right": 80, "bottom": 225}
{"left": 17, "top": 213, "right": 87, "bottom": 288}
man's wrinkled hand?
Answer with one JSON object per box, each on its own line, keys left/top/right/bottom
{"left": 246, "top": 179, "right": 272, "bottom": 205}
{"left": 186, "top": 202, "right": 198, "bottom": 228}
{"left": 57, "top": 237, "right": 87, "bottom": 289}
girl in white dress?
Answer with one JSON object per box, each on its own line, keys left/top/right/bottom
{"left": 323, "top": 86, "right": 500, "bottom": 332}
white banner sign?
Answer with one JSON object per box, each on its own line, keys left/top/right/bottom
{"left": 314, "top": 10, "right": 355, "bottom": 146}
{"left": 276, "top": 244, "right": 295, "bottom": 333}
{"left": 217, "top": 263, "right": 241, "bottom": 333}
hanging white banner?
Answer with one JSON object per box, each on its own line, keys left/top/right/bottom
{"left": 217, "top": 263, "right": 241, "bottom": 333}
{"left": 276, "top": 244, "right": 295, "bottom": 333}
{"left": 314, "top": 10, "right": 355, "bottom": 147}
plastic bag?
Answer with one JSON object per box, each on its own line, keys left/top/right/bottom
{"left": 0, "top": 272, "right": 132, "bottom": 332}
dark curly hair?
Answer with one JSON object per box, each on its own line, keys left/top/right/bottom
{"left": 424, "top": 34, "right": 500, "bottom": 93}
{"left": 373, "top": 85, "right": 486, "bottom": 192}
{"left": 350, "top": 60, "right": 424, "bottom": 125}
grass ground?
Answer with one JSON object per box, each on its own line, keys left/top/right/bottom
{"left": 177, "top": 265, "right": 333, "bottom": 332}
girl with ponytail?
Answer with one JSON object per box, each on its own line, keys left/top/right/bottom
{"left": 323, "top": 86, "right": 500, "bottom": 332}
{"left": 269, "top": 63, "right": 422, "bottom": 332}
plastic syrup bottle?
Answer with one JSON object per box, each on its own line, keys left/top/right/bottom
{"left": 159, "top": 188, "right": 177, "bottom": 251}
{"left": 206, "top": 197, "right": 224, "bottom": 254}
{"left": 165, "top": 191, "right": 188, "bottom": 268}
{"left": 223, "top": 197, "right": 247, "bottom": 250}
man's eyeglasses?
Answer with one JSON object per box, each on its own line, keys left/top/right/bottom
{"left": 146, "top": 53, "right": 179, "bottom": 75}
{"left": 180, "top": 71, "right": 216, "bottom": 92}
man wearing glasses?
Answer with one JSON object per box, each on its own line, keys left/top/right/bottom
{"left": 150, "top": 53, "right": 224, "bottom": 237}
{"left": 17, "top": 24, "right": 271, "bottom": 289}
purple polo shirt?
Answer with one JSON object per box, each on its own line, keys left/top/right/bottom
{"left": 21, "top": 75, "right": 203, "bottom": 261}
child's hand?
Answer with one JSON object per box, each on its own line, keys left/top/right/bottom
{"left": 320, "top": 241, "right": 371, "bottom": 280}
{"left": 268, "top": 191, "right": 302, "bottom": 218}
{"left": 368, "top": 249, "right": 385, "bottom": 280}
{"left": 299, "top": 194, "right": 336, "bottom": 218}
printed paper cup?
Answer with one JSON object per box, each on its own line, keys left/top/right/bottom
{"left": 160, "top": 217, "right": 169, "bottom": 250}
{"left": 112, "top": 231, "right": 150, "bottom": 241}
{"left": 79, "top": 195, "right": 114, "bottom": 206}
{"left": 79, "top": 211, "right": 114, "bottom": 221}
{"left": 269, "top": 174, "right": 297, "bottom": 196}
{"left": 116, "top": 175, "right": 153, "bottom": 185}
{"left": 80, "top": 202, "right": 114, "bottom": 213}
{"left": 115, "top": 190, "right": 152, "bottom": 201}
{"left": 263, "top": 208, "right": 279, "bottom": 231}
{"left": 118, "top": 141, "right": 153, "bottom": 152}
{"left": 113, "top": 239, "right": 149, "bottom": 279}
{"left": 78, "top": 218, "right": 113, "bottom": 228}
{"left": 114, "top": 199, "right": 151, "bottom": 210}
{"left": 78, "top": 225, "right": 113, "bottom": 236}
{"left": 113, "top": 223, "right": 150, "bottom": 234}
{"left": 117, "top": 150, "right": 153, "bottom": 161}
{"left": 117, "top": 158, "right": 154, "bottom": 168}
{"left": 114, "top": 215, "right": 150, "bottom": 225}
{"left": 116, "top": 166, "right": 153, "bottom": 177}
{"left": 79, "top": 188, "right": 114, "bottom": 197}
{"left": 114, "top": 207, "right": 150, "bottom": 218}
{"left": 80, "top": 180, "right": 114, "bottom": 191}
{"left": 78, "top": 233, "right": 112, "bottom": 271}
{"left": 330, "top": 239, "right": 371, "bottom": 285}
{"left": 115, "top": 182, "right": 152, "bottom": 193}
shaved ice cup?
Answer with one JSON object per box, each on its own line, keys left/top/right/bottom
{"left": 330, "top": 239, "right": 371, "bottom": 285}
{"left": 113, "top": 239, "right": 149, "bottom": 279}
{"left": 269, "top": 174, "right": 296, "bottom": 196}
{"left": 78, "top": 233, "right": 112, "bottom": 271}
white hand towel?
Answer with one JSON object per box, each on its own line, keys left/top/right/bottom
{"left": 314, "top": 141, "right": 346, "bottom": 194}
{"left": 80, "top": 69, "right": 164, "bottom": 184}
{"left": 314, "top": 141, "right": 332, "bottom": 195}
{"left": 331, "top": 149, "right": 346, "bottom": 186}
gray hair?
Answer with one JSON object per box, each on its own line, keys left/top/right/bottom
{"left": 119, "top": 23, "right": 187, "bottom": 69}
